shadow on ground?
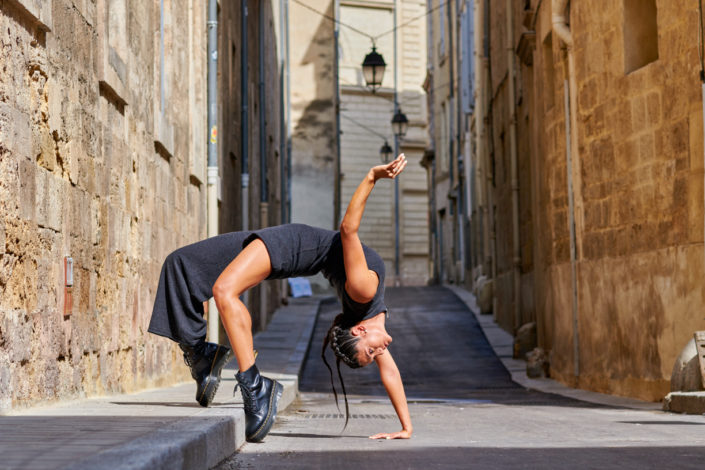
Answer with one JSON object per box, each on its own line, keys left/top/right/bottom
{"left": 225, "top": 445, "right": 705, "bottom": 470}
{"left": 300, "top": 286, "right": 608, "bottom": 408}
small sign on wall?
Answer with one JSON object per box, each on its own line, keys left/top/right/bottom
{"left": 288, "top": 277, "right": 312, "bottom": 298}
{"left": 64, "top": 256, "right": 73, "bottom": 317}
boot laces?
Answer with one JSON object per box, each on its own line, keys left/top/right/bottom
{"left": 234, "top": 383, "right": 257, "bottom": 414}
{"left": 181, "top": 343, "right": 206, "bottom": 369}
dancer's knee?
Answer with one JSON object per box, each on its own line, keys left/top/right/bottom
{"left": 212, "top": 279, "right": 243, "bottom": 306}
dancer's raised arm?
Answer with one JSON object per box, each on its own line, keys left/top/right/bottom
{"left": 339, "top": 154, "right": 407, "bottom": 302}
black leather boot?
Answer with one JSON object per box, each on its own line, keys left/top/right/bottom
{"left": 180, "top": 342, "right": 233, "bottom": 407}
{"left": 235, "top": 364, "right": 283, "bottom": 442}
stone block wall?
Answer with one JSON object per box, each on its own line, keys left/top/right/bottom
{"left": 560, "top": 0, "right": 704, "bottom": 400}
{"left": 493, "top": 0, "right": 705, "bottom": 401}
{"left": 0, "top": 0, "right": 209, "bottom": 412}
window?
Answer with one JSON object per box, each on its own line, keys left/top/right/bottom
{"left": 439, "top": 0, "right": 446, "bottom": 57}
{"left": 623, "top": 0, "right": 658, "bottom": 74}
{"left": 97, "top": 0, "right": 128, "bottom": 107}
{"left": 460, "top": 4, "right": 474, "bottom": 113}
{"left": 440, "top": 101, "right": 447, "bottom": 171}
{"left": 153, "top": 0, "right": 174, "bottom": 158}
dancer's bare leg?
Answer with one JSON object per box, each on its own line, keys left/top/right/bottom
{"left": 212, "top": 239, "right": 271, "bottom": 372}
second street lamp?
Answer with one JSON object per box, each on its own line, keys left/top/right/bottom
{"left": 380, "top": 140, "right": 393, "bottom": 163}
{"left": 362, "top": 46, "right": 386, "bottom": 93}
{"left": 391, "top": 108, "right": 409, "bottom": 138}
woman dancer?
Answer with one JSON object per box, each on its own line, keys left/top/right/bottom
{"left": 149, "top": 154, "right": 412, "bottom": 442}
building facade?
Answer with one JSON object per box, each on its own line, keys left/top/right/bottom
{"left": 290, "top": 0, "right": 337, "bottom": 239}
{"left": 0, "top": 0, "right": 289, "bottom": 412}
{"left": 338, "top": 0, "right": 430, "bottom": 286}
{"left": 289, "top": 0, "right": 430, "bottom": 288}
{"left": 423, "top": 0, "right": 474, "bottom": 287}
{"left": 426, "top": 0, "right": 705, "bottom": 402}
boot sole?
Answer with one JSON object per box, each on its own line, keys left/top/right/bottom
{"left": 196, "top": 347, "right": 233, "bottom": 407}
{"left": 247, "top": 380, "right": 283, "bottom": 442}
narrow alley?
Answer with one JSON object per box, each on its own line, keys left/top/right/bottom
{"left": 217, "top": 287, "right": 705, "bottom": 469}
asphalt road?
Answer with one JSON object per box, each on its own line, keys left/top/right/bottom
{"left": 215, "top": 286, "right": 705, "bottom": 470}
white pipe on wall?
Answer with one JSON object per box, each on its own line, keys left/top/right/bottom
{"left": 552, "top": 0, "right": 581, "bottom": 378}
{"left": 206, "top": 0, "right": 219, "bottom": 343}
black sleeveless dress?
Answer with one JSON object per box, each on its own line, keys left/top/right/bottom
{"left": 148, "top": 224, "right": 387, "bottom": 346}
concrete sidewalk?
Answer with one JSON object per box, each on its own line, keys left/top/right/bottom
{"left": 0, "top": 296, "right": 323, "bottom": 470}
{"left": 447, "top": 285, "right": 662, "bottom": 411}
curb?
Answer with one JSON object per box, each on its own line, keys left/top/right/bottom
{"left": 66, "top": 296, "right": 323, "bottom": 470}
{"left": 446, "top": 284, "right": 661, "bottom": 411}
{"left": 68, "top": 408, "right": 246, "bottom": 470}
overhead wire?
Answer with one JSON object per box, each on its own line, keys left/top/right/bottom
{"left": 339, "top": 75, "right": 451, "bottom": 108}
{"left": 291, "top": 0, "right": 374, "bottom": 41}
{"left": 372, "top": 1, "right": 448, "bottom": 42}
{"left": 292, "top": 0, "right": 448, "bottom": 45}
{"left": 340, "top": 113, "right": 390, "bottom": 141}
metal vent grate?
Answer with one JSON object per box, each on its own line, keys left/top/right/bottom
{"left": 297, "top": 413, "right": 395, "bottom": 420}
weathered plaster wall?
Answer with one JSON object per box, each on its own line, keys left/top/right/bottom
{"left": 290, "top": 0, "right": 336, "bottom": 235}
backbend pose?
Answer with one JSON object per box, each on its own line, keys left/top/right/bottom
{"left": 148, "top": 154, "right": 411, "bottom": 442}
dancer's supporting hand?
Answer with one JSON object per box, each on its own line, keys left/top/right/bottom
{"left": 368, "top": 351, "right": 413, "bottom": 440}
{"left": 369, "top": 429, "right": 412, "bottom": 440}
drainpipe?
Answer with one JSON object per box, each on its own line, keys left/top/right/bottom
{"left": 206, "top": 0, "right": 219, "bottom": 343}
{"left": 484, "top": 0, "right": 498, "bottom": 318}
{"left": 431, "top": 154, "right": 439, "bottom": 282}
{"left": 258, "top": 1, "right": 268, "bottom": 229}
{"left": 480, "top": 0, "right": 496, "bottom": 305}
{"left": 240, "top": 0, "right": 250, "bottom": 311}
{"left": 394, "top": 0, "right": 401, "bottom": 285}
{"left": 474, "top": 0, "right": 489, "bottom": 279}
{"left": 506, "top": 0, "right": 521, "bottom": 331}
{"left": 259, "top": 2, "right": 268, "bottom": 219}
{"left": 700, "top": 3, "right": 705, "bottom": 283}
{"left": 334, "top": 0, "right": 341, "bottom": 229}
{"left": 447, "top": 0, "right": 456, "bottom": 282}
{"left": 280, "top": 0, "right": 287, "bottom": 225}
{"left": 258, "top": 1, "right": 269, "bottom": 331}
{"left": 285, "top": 0, "right": 292, "bottom": 223}
{"left": 241, "top": 0, "right": 250, "bottom": 233}
{"left": 456, "top": 0, "right": 466, "bottom": 284}
{"left": 552, "top": 0, "right": 581, "bottom": 378}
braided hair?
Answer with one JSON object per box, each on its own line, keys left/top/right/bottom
{"left": 321, "top": 313, "right": 362, "bottom": 431}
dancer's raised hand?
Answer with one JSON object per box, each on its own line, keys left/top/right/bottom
{"left": 370, "top": 153, "right": 407, "bottom": 181}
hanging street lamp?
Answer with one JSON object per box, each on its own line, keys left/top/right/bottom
{"left": 362, "top": 46, "right": 386, "bottom": 93}
{"left": 391, "top": 108, "right": 409, "bottom": 138}
{"left": 380, "top": 140, "right": 393, "bottom": 163}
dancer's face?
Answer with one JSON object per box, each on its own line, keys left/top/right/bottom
{"left": 351, "top": 324, "right": 392, "bottom": 367}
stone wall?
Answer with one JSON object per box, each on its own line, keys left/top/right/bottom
{"left": 0, "top": 0, "right": 209, "bottom": 412}
{"left": 483, "top": 0, "right": 705, "bottom": 401}
{"left": 0, "top": 0, "right": 287, "bottom": 413}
